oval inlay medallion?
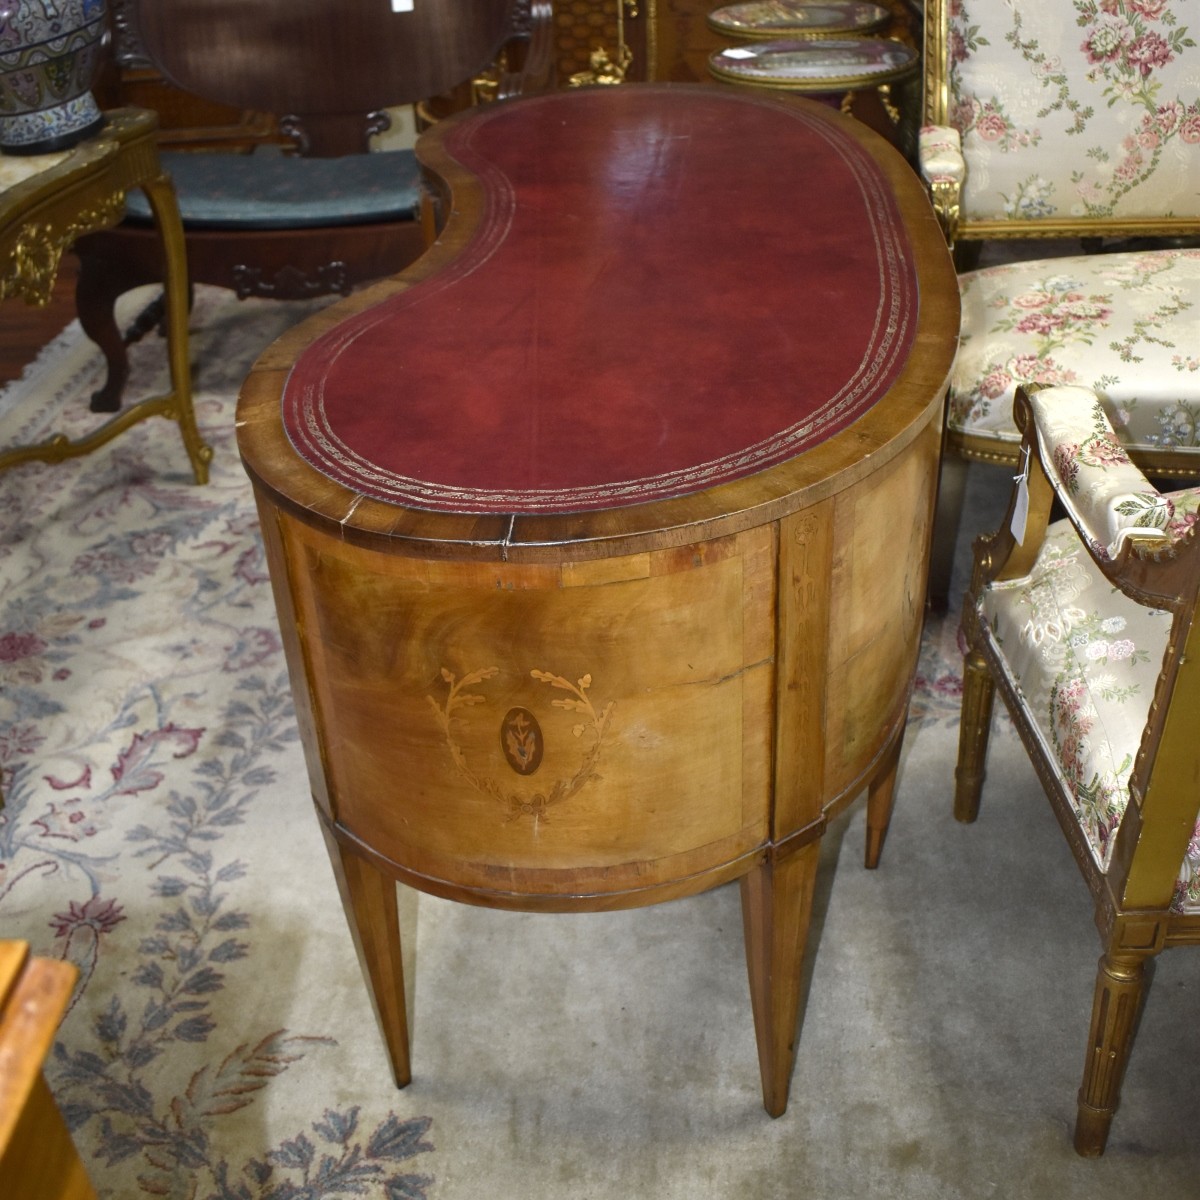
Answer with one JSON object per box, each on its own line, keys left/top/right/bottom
{"left": 501, "top": 707, "right": 543, "bottom": 775}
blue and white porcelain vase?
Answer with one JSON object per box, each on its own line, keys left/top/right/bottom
{"left": 0, "top": 0, "right": 107, "bottom": 155}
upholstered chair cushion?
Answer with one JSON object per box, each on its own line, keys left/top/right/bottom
{"left": 979, "top": 389, "right": 1200, "bottom": 906}
{"left": 124, "top": 149, "right": 423, "bottom": 229}
{"left": 946, "top": 0, "right": 1200, "bottom": 225}
{"left": 949, "top": 247, "right": 1200, "bottom": 451}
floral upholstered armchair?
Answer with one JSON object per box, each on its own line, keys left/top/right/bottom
{"left": 955, "top": 383, "right": 1200, "bottom": 1156}
{"left": 919, "top": 0, "right": 1200, "bottom": 598}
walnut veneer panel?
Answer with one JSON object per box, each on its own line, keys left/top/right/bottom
{"left": 280, "top": 520, "right": 774, "bottom": 899}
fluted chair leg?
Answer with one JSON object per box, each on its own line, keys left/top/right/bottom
{"left": 954, "top": 644, "right": 995, "bottom": 823}
{"left": 1074, "top": 952, "right": 1149, "bottom": 1156}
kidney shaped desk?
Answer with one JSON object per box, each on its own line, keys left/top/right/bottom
{"left": 237, "top": 84, "right": 959, "bottom": 1116}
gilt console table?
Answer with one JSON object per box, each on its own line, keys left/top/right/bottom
{"left": 0, "top": 107, "right": 210, "bottom": 482}
{"left": 237, "top": 84, "right": 958, "bottom": 1115}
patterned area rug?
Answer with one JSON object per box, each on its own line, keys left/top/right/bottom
{"left": 2, "top": 287, "right": 1195, "bottom": 1199}
{"left": 1, "top": 289, "right": 437, "bottom": 1198}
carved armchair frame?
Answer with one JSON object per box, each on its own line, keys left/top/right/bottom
{"left": 956, "top": 385, "right": 1200, "bottom": 1153}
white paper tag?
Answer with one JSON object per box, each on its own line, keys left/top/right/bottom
{"left": 391, "top": 0, "right": 414, "bottom": 11}
{"left": 1010, "top": 445, "right": 1030, "bottom": 545}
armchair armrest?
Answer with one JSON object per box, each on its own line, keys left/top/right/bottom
{"left": 918, "top": 124, "right": 963, "bottom": 244}
{"left": 967, "top": 385, "right": 1194, "bottom": 631}
{"left": 1022, "top": 384, "right": 1172, "bottom": 562}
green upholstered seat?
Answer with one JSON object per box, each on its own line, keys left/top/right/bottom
{"left": 125, "top": 149, "right": 422, "bottom": 230}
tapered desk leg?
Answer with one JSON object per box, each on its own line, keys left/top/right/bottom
{"left": 320, "top": 821, "right": 412, "bottom": 1089}
{"left": 740, "top": 842, "right": 820, "bottom": 1117}
{"left": 140, "top": 173, "right": 212, "bottom": 485}
{"left": 865, "top": 725, "right": 904, "bottom": 869}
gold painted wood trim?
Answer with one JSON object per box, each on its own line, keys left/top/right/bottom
{"left": 958, "top": 216, "right": 1200, "bottom": 243}
{"left": 923, "top": 0, "right": 950, "bottom": 127}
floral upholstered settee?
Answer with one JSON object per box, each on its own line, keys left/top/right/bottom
{"left": 919, "top": 0, "right": 1200, "bottom": 599}
{"left": 956, "top": 383, "right": 1200, "bottom": 1155}
{"left": 925, "top": 1, "right": 1200, "bottom": 237}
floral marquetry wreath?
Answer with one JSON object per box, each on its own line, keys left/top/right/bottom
{"left": 427, "top": 667, "right": 614, "bottom": 824}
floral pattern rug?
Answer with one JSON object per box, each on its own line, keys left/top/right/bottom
{"left": 0, "top": 286, "right": 973, "bottom": 1198}
{"left": 0, "top": 288, "right": 437, "bottom": 1199}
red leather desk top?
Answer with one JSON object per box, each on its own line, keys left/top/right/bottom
{"left": 282, "top": 86, "right": 918, "bottom": 515}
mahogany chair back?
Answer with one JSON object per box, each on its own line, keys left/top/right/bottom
{"left": 135, "top": 0, "right": 522, "bottom": 155}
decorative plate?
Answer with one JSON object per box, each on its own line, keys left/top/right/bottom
{"left": 707, "top": 1, "right": 891, "bottom": 40}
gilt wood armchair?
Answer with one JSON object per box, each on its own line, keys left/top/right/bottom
{"left": 918, "top": 0, "right": 1200, "bottom": 600}
{"left": 74, "top": 0, "right": 552, "bottom": 413}
{"left": 955, "top": 383, "right": 1200, "bottom": 1155}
